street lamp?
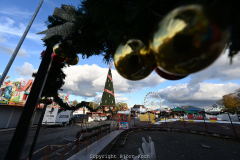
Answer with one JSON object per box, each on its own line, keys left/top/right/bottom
{"left": 201, "top": 111, "right": 208, "bottom": 134}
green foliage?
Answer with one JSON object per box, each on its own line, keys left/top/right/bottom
{"left": 72, "top": 100, "right": 78, "bottom": 106}
{"left": 89, "top": 100, "right": 99, "bottom": 109}
{"left": 13, "top": 82, "right": 19, "bottom": 87}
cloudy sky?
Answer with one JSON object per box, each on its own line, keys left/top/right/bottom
{"left": 0, "top": 0, "right": 240, "bottom": 109}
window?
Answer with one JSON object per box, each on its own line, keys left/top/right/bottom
{"left": 109, "top": 95, "right": 110, "bottom": 97}
{"left": 109, "top": 84, "right": 110, "bottom": 87}
{"left": 112, "top": 100, "right": 113, "bottom": 103}
{"left": 105, "top": 100, "right": 107, "bottom": 103}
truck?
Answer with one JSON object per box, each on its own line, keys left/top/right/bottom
{"left": 42, "top": 107, "right": 72, "bottom": 126}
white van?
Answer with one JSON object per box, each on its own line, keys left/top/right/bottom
{"left": 42, "top": 107, "right": 72, "bottom": 126}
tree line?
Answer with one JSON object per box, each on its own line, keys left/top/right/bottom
{"left": 71, "top": 100, "right": 128, "bottom": 111}
{"left": 217, "top": 88, "right": 240, "bottom": 112}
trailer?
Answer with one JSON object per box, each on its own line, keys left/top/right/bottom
{"left": 42, "top": 107, "right": 72, "bottom": 126}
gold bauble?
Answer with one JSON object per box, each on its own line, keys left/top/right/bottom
{"left": 151, "top": 4, "right": 228, "bottom": 75}
{"left": 53, "top": 42, "right": 67, "bottom": 57}
{"left": 114, "top": 39, "right": 155, "bottom": 80}
{"left": 66, "top": 55, "right": 79, "bottom": 65}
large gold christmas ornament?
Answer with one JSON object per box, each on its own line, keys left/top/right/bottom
{"left": 53, "top": 42, "right": 67, "bottom": 57}
{"left": 151, "top": 4, "right": 228, "bottom": 75}
{"left": 114, "top": 39, "right": 155, "bottom": 80}
{"left": 66, "top": 55, "right": 79, "bottom": 65}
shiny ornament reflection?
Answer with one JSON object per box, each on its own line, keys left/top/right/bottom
{"left": 151, "top": 4, "right": 228, "bottom": 75}
{"left": 114, "top": 39, "right": 155, "bottom": 80}
{"left": 154, "top": 66, "right": 188, "bottom": 80}
{"left": 66, "top": 55, "right": 79, "bottom": 65}
{"left": 53, "top": 42, "right": 67, "bottom": 57}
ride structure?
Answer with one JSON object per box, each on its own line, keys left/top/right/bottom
{"left": 117, "top": 110, "right": 131, "bottom": 130}
{"left": 144, "top": 92, "right": 162, "bottom": 111}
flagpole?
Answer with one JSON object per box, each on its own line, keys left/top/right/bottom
{"left": 0, "top": 0, "right": 44, "bottom": 87}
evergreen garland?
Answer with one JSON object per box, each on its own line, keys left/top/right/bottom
{"left": 36, "top": 0, "right": 240, "bottom": 109}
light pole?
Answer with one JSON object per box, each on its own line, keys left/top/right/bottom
{"left": 148, "top": 111, "right": 150, "bottom": 128}
{"left": 227, "top": 111, "right": 237, "bottom": 138}
{"left": 164, "top": 111, "right": 167, "bottom": 130}
{"left": 202, "top": 111, "right": 208, "bottom": 134}
{"left": 0, "top": 0, "right": 44, "bottom": 87}
{"left": 133, "top": 110, "right": 136, "bottom": 127}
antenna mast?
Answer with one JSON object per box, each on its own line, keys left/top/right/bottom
{"left": 128, "top": 87, "right": 131, "bottom": 108}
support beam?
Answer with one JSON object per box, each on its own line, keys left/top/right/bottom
{"left": 4, "top": 44, "right": 52, "bottom": 160}
{"left": 27, "top": 104, "right": 48, "bottom": 160}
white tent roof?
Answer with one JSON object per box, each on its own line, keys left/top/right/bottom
{"left": 154, "top": 108, "right": 167, "bottom": 111}
{"left": 117, "top": 111, "right": 131, "bottom": 115}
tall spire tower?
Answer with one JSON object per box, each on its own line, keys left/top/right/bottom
{"left": 128, "top": 87, "right": 131, "bottom": 108}
{"left": 100, "top": 62, "right": 116, "bottom": 107}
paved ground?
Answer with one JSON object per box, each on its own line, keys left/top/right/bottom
{"left": 0, "top": 121, "right": 113, "bottom": 160}
{"left": 115, "top": 130, "right": 240, "bottom": 160}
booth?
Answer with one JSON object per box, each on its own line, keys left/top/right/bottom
{"left": 117, "top": 111, "right": 131, "bottom": 130}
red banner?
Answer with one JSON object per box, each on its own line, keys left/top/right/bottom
{"left": 104, "top": 89, "right": 114, "bottom": 97}
{"left": 107, "top": 74, "right": 113, "bottom": 82}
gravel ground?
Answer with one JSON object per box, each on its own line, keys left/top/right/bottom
{"left": 115, "top": 130, "right": 240, "bottom": 160}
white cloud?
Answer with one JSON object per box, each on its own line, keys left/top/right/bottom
{"left": 115, "top": 94, "right": 129, "bottom": 102}
{"left": 0, "top": 6, "right": 33, "bottom": 19}
{"left": 62, "top": 64, "right": 165, "bottom": 98}
{"left": 15, "top": 62, "right": 37, "bottom": 76}
{"left": 158, "top": 83, "right": 240, "bottom": 108}
{"left": 93, "top": 93, "right": 129, "bottom": 102}
{"left": 45, "top": 0, "right": 58, "bottom": 7}
{"left": 188, "top": 50, "right": 240, "bottom": 87}
{"left": 0, "top": 33, "right": 29, "bottom": 57}
{"left": 0, "top": 33, "right": 6, "bottom": 42}
{"left": 0, "top": 17, "right": 44, "bottom": 43}
{"left": 0, "top": 43, "right": 29, "bottom": 57}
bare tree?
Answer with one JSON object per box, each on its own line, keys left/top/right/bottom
{"left": 72, "top": 100, "right": 78, "bottom": 106}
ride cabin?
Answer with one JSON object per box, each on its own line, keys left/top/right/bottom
{"left": 117, "top": 111, "right": 131, "bottom": 130}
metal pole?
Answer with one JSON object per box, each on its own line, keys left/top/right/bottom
{"left": 182, "top": 111, "right": 186, "bottom": 131}
{"left": 4, "top": 43, "right": 52, "bottom": 160}
{"left": 134, "top": 111, "right": 135, "bottom": 127}
{"left": 68, "top": 121, "right": 73, "bottom": 137}
{"left": 227, "top": 112, "right": 237, "bottom": 138}
{"left": 62, "top": 123, "right": 67, "bottom": 139}
{"left": 165, "top": 112, "right": 167, "bottom": 130}
{"left": 0, "top": 0, "right": 44, "bottom": 87}
{"left": 202, "top": 112, "right": 208, "bottom": 134}
{"left": 148, "top": 111, "right": 150, "bottom": 128}
{"left": 27, "top": 104, "right": 48, "bottom": 160}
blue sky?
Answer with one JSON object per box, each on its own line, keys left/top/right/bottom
{"left": 0, "top": 0, "right": 240, "bottom": 109}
